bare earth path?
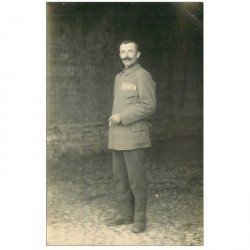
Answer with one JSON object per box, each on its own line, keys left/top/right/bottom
{"left": 47, "top": 134, "right": 203, "bottom": 245}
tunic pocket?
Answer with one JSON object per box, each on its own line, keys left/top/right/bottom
{"left": 130, "top": 121, "right": 148, "bottom": 132}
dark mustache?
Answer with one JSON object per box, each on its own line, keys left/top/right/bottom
{"left": 122, "top": 57, "right": 132, "bottom": 61}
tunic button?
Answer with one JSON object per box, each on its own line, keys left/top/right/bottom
{"left": 127, "top": 97, "right": 132, "bottom": 104}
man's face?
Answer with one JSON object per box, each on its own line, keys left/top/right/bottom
{"left": 119, "top": 43, "right": 141, "bottom": 68}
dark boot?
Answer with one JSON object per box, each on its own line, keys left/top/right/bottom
{"left": 131, "top": 222, "right": 146, "bottom": 233}
{"left": 105, "top": 215, "right": 134, "bottom": 226}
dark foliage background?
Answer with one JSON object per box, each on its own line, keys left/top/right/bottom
{"left": 47, "top": 2, "right": 203, "bottom": 158}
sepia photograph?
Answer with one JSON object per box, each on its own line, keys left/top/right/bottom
{"left": 46, "top": 2, "right": 203, "bottom": 245}
{"left": 2, "top": 1, "right": 250, "bottom": 250}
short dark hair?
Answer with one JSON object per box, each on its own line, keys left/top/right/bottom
{"left": 120, "top": 40, "right": 140, "bottom": 52}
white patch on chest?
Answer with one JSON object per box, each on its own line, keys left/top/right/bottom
{"left": 121, "top": 82, "right": 137, "bottom": 91}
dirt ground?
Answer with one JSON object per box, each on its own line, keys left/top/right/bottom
{"left": 47, "top": 133, "right": 203, "bottom": 245}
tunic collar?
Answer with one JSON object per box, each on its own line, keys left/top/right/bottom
{"left": 120, "top": 62, "right": 141, "bottom": 76}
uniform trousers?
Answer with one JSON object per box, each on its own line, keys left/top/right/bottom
{"left": 112, "top": 148, "right": 147, "bottom": 223}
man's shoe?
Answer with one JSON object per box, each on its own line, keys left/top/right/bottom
{"left": 131, "top": 223, "right": 146, "bottom": 233}
{"left": 105, "top": 215, "right": 134, "bottom": 226}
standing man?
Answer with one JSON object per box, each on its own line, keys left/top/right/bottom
{"left": 105, "top": 40, "right": 156, "bottom": 233}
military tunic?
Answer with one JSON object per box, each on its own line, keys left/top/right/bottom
{"left": 108, "top": 63, "right": 156, "bottom": 150}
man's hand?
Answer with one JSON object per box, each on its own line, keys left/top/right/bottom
{"left": 108, "top": 114, "right": 121, "bottom": 126}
